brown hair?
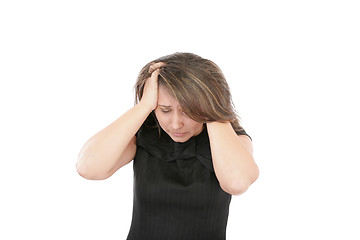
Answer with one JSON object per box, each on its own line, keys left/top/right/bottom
{"left": 135, "top": 52, "right": 245, "bottom": 134}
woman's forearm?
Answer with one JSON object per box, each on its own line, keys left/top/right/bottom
{"left": 76, "top": 103, "right": 152, "bottom": 179}
{"left": 206, "top": 121, "right": 259, "bottom": 195}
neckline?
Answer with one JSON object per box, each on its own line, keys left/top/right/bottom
{"left": 161, "top": 124, "right": 207, "bottom": 145}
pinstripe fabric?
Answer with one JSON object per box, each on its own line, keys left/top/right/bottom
{"left": 126, "top": 120, "right": 248, "bottom": 240}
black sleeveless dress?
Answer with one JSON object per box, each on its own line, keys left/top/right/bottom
{"left": 126, "top": 120, "right": 249, "bottom": 240}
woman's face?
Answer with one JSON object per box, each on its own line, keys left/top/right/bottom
{"left": 154, "top": 85, "right": 204, "bottom": 143}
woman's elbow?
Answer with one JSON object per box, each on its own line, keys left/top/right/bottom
{"left": 221, "top": 181, "right": 249, "bottom": 195}
{"left": 221, "top": 169, "right": 260, "bottom": 196}
{"left": 76, "top": 161, "right": 110, "bottom": 180}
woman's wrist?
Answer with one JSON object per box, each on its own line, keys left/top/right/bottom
{"left": 206, "top": 121, "right": 231, "bottom": 128}
{"left": 136, "top": 101, "right": 155, "bottom": 115}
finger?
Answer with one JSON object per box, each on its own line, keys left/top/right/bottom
{"left": 144, "top": 69, "right": 159, "bottom": 86}
{"left": 151, "top": 69, "right": 160, "bottom": 77}
{"left": 150, "top": 68, "right": 160, "bottom": 81}
{"left": 149, "top": 62, "right": 166, "bottom": 73}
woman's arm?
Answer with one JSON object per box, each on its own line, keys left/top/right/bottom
{"left": 76, "top": 65, "right": 162, "bottom": 180}
{"left": 76, "top": 104, "right": 151, "bottom": 180}
{"left": 206, "top": 121, "right": 259, "bottom": 195}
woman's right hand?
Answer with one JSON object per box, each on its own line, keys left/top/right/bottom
{"left": 139, "top": 62, "right": 165, "bottom": 112}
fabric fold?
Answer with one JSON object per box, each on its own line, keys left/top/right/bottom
{"left": 136, "top": 124, "right": 215, "bottom": 172}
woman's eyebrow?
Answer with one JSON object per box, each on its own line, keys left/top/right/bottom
{"left": 158, "top": 105, "right": 172, "bottom": 108}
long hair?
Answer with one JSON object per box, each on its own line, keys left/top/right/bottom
{"left": 134, "top": 52, "right": 245, "bottom": 134}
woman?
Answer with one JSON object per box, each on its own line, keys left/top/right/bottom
{"left": 76, "top": 52, "right": 259, "bottom": 240}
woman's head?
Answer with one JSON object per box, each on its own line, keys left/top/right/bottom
{"left": 135, "top": 52, "right": 244, "bottom": 136}
{"left": 154, "top": 85, "right": 204, "bottom": 142}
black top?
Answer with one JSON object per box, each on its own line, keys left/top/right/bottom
{"left": 126, "top": 120, "right": 249, "bottom": 240}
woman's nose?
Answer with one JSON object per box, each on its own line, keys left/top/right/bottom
{"left": 171, "top": 111, "right": 184, "bottom": 130}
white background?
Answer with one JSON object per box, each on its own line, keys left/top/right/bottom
{"left": 1, "top": 0, "right": 359, "bottom": 239}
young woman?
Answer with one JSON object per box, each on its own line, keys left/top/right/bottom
{"left": 76, "top": 52, "right": 259, "bottom": 240}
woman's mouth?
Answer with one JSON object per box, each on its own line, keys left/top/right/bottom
{"left": 171, "top": 132, "right": 186, "bottom": 137}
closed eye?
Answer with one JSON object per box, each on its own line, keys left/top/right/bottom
{"left": 161, "top": 109, "right": 171, "bottom": 113}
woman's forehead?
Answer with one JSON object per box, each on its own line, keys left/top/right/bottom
{"left": 158, "top": 86, "right": 180, "bottom": 107}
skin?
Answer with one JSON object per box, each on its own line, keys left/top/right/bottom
{"left": 77, "top": 62, "right": 259, "bottom": 195}
{"left": 76, "top": 64, "right": 163, "bottom": 180}
{"left": 154, "top": 85, "right": 204, "bottom": 143}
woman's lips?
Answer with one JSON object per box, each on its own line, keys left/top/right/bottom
{"left": 171, "top": 132, "right": 186, "bottom": 137}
